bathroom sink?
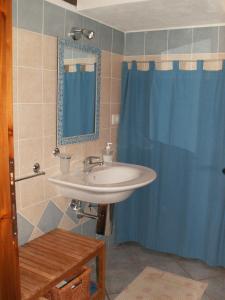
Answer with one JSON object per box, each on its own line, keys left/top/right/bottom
{"left": 48, "top": 162, "right": 157, "bottom": 204}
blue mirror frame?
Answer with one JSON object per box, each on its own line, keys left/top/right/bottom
{"left": 57, "top": 38, "right": 101, "bottom": 145}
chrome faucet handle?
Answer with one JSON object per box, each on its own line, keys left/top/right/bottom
{"left": 85, "top": 156, "right": 102, "bottom": 164}
{"left": 83, "top": 156, "right": 104, "bottom": 172}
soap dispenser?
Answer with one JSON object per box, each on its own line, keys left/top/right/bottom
{"left": 102, "top": 142, "right": 113, "bottom": 163}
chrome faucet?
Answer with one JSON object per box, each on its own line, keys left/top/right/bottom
{"left": 83, "top": 156, "right": 104, "bottom": 173}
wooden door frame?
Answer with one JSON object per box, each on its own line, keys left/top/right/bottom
{"left": 0, "top": 0, "right": 21, "bottom": 299}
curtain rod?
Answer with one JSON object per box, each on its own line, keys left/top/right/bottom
{"left": 64, "top": 63, "right": 95, "bottom": 65}
{"left": 125, "top": 58, "right": 224, "bottom": 63}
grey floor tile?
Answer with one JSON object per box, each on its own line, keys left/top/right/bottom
{"left": 105, "top": 243, "right": 225, "bottom": 299}
{"left": 108, "top": 294, "right": 120, "bottom": 300}
{"left": 201, "top": 292, "right": 213, "bottom": 300}
{"left": 201, "top": 276, "right": 225, "bottom": 300}
{"left": 177, "top": 258, "right": 225, "bottom": 280}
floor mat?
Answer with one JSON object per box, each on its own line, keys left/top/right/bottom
{"left": 115, "top": 266, "right": 208, "bottom": 300}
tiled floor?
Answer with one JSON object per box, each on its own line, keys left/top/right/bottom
{"left": 105, "top": 242, "right": 225, "bottom": 300}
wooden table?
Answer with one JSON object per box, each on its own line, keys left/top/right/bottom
{"left": 19, "top": 229, "right": 105, "bottom": 300}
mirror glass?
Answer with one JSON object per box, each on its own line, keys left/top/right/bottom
{"left": 57, "top": 38, "right": 101, "bottom": 145}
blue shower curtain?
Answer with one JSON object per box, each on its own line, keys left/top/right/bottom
{"left": 63, "top": 64, "right": 96, "bottom": 137}
{"left": 116, "top": 61, "right": 225, "bottom": 266}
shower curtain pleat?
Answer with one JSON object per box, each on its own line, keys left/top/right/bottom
{"left": 116, "top": 61, "right": 225, "bottom": 266}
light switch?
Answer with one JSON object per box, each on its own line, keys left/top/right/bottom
{"left": 112, "top": 114, "right": 120, "bottom": 125}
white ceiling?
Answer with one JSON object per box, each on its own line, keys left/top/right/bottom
{"left": 76, "top": 0, "right": 225, "bottom": 32}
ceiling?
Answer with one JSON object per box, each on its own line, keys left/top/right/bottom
{"left": 77, "top": 0, "right": 225, "bottom": 32}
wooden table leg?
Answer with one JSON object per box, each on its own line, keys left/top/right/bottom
{"left": 96, "top": 245, "right": 106, "bottom": 300}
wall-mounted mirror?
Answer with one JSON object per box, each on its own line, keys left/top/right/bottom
{"left": 57, "top": 38, "right": 101, "bottom": 145}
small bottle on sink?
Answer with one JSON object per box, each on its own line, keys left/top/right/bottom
{"left": 102, "top": 142, "right": 113, "bottom": 163}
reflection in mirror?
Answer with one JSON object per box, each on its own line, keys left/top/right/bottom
{"left": 57, "top": 38, "right": 101, "bottom": 145}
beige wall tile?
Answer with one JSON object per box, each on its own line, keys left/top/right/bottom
{"left": 101, "top": 77, "right": 111, "bottom": 104}
{"left": 53, "top": 196, "right": 70, "bottom": 212}
{"left": 112, "top": 54, "right": 123, "bottom": 79}
{"left": 13, "top": 28, "right": 122, "bottom": 231}
{"left": 58, "top": 214, "right": 75, "bottom": 230}
{"left": 43, "top": 70, "right": 57, "bottom": 103}
{"left": 21, "top": 201, "right": 48, "bottom": 225}
{"left": 13, "top": 27, "right": 17, "bottom": 66}
{"left": 43, "top": 136, "right": 58, "bottom": 169}
{"left": 44, "top": 166, "right": 60, "bottom": 200}
{"left": 100, "top": 103, "right": 110, "bottom": 129}
{"left": 84, "top": 140, "right": 99, "bottom": 157}
{"left": 64, "top": 143, "right": 85, "bottom": 162}
{"left": 111, "top": 79, "right": 121, "bottom": 103}
{"left": 96, "top": 128, "right": 110, "bottom": 153}
{"left": 110, "top": 126, "right": 118, "bottom": 146}
{"left": 20, "top": 176, "right": 45, "bottom": 208}
{"left": 15, "top": 183, "right": 21, "bottom": 210}
{"left": 18, "top": 29, "right": 42, "bottom": 68}
{"left": 203, "top": 60, "right": 223, "bottom": 70}
{"left": 18, "top": 103, "right": 43, "bottom": 139}
{"left": 124, "top": 55, "right": 146, "bottom": 62}
{"left": 43, "top": 103, "right": 56, "bottom": 136}
{"left": 19, "top": 138, "right": 43, "bottom": 176}
{"left": 155, "top": 61, "right": 173, "bottom": 71}
{"left": 101, "top": 51, "right": 111, "bottom": 77}
{"left": 111, "top": 102, "right": 120, "bottom": 116}
{"left": 18, "top": 67, "right": 42, "bottom": 103}
{"left": 29, "top": 227, "right": 44, "bottom": 240}
{"left": 14, "top": 140, "right": 20, "bottom": 178}
{"left": 43, "top": 35, "right": 57, "bottom": 70}
{"left": 179, "top": 61, "right": 197, "bottom": 70}
{"left": 13, "top": 67, "right": 17, "bottom": 103}
{"left": 13, "top": 103, "right": 19, "bottom": 140}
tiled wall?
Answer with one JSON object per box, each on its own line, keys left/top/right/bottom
{"left": 13, "top": 0, "right": 124, "bottom": 245}
{"left": 124, "top": 26, "right": 225, "bottom": 56}
{"left": 14, "top": 0, "right": 224, "bottom": 245}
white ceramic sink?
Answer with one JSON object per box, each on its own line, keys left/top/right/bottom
{"left": 48, "top": 162, "right": 157, "bottom": 204}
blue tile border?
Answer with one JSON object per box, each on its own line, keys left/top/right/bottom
{"left": 65, "top": 9, "right": 83, "bottom": 37}
{"left": 193, "top": 27, "right": 219, "bottom": 53}
{"left": 219, "top": 26, "right": 225, "bottom": 52}
{"left": 168, "top": 28, "right": 192, "bottom": 54}
{"left": 44, "top": 1, "right": 65, "bottom": 37}
{"left": 12, "top": 0, "right": 125, "bottom": 54}
{"left": 18, "top": 0, "right": 43, "bottom": 33}
{"left": 145, "top": 30, "right": 168, "bottom": 55}
{"left": 37, "top": 201, "right": 63, "bottom": 233}
{"left": 125, "top": 32, "right": 145, "bottom": 56}
{"left": 17, "top": 213, "right": 34, "bottom": 245}
{"left": 13, "top": 0, "right": 18, "bottom": 27}
{"left": 112, "top": 29, "right": 125, "bottom": 54}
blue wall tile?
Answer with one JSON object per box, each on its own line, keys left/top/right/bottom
{"left": 17, "top": 213, "right": 34, "bottom": 245}
{"left": 112, "top": 29, "right": 124, "bottom": 54}
{"left": 38, "top": 201, "right": 63, "bottom": 233}
{"left": 168, "top": 28, "right": 192, "bottom": 54}
{"left": 18, "top": 0, "right": 43, "bottom": 33}
{"left": 98, "top": 23, "right": 113, "bottom": 52}
{"left": 193, "top": 27, "right": 219, "bottom": 53}
{"left": 13, "top": 0, "right": 18, "bottom": 27}
{"left": 66, "top": 206, "right": 80, "bottom": 224}
{"left": 219, "top": 26, "right": 225, "bottom": 52}
{"left": 71, "top": 225, "right": 82, "bottom": 235}
{"left": 65, "top": 10, "right": 83, "bottom": 37}
{"left": 82, "top": 16, "right": 99, "bottom": 48}
{"left": 44, "top": 2, "right": 65, "bottom": 37}
{"left": 82, "top": 219, "right": 96, "bottom": 237}
{"left": 145, "top": 30, "right": 167, "bottom": 55}
{"left": 125, "top": 32, "right": 145, "bottom": 56}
